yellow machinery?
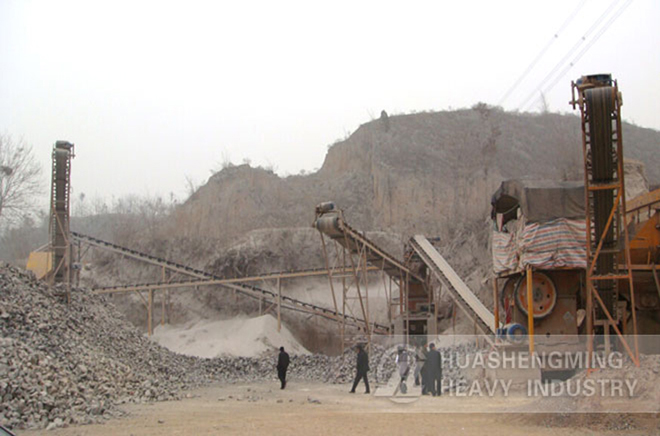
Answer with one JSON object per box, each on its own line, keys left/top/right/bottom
{"left": 621, "top": 187, "right": 660, "bottom": 347}
{"left": 26, "top": 249, "right": 52, "bottom": 280}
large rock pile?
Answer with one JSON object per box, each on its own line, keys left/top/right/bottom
{"left": 290, "top": 344, "right": 395, "bottom": 385}
{"left": 0, "top": 263, "right": 214, "bottom": 430}
{"left": 0, "top": 264, "right": 394, "bottom": 430}
{"left": 0, "top": 263, "right": 475, "bottom": 431}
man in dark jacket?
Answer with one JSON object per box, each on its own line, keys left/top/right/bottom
{"left": 424, "top": 343, "right": 443, "bottom": 396}
{"left": 277, "top": 346, "right": 290, "bottom": 389}
{"left": 349, "top": 344, "right": 370, "bottom": 394}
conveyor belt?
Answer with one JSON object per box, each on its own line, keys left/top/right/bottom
{"left": 71, "top": 231, "right": 389, "bottom": 333}
{"left": 410, "top": 235, "right": 495, "bottom": 338}
{"left": 585, "top": 86, "right": 618, "bottom": 315}
{"left": 314, "top": 213, "right": 422, "bottom": 283}
{"left": 92, "top": 266, "right": 377, "bottom": 293}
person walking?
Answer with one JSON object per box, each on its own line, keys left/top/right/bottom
{"left": 414, "top": 344, "right": 426, "bottom": 387}
{"left": 425, "top": 343, "right": 443, "bottom": 396}
{"left": 277, "top": 346, "right": 290, "bottom": 389}
{"left": 349, "top": 344, "right": 370, "bottom": 394}
{"left": 395, "top": 346, "right": 410, "bottom": 394}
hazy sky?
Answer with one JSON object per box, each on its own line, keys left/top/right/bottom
{"left": 1, "top": 0, "right": 658, "bottom": 205}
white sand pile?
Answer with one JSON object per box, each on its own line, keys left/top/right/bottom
{"left": 151, "top": 314, "right": 310, "bottom": 358}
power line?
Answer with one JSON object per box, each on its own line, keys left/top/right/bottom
{"left": 521, "top": 0, "right": 634, "bottom": 112}
{"left": 517, "top": 0, "right": 622, "bottom": 111}
{"left": 498, "top": 0, "right": 587, "bottom": 106}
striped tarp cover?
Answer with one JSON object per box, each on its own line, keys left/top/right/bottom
{"left": 493, "top": 218, "right": 587, "bottom": 274}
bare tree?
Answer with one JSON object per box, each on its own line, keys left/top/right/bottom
{"left": 0, "top": 135, "right": 43, "bottom": 226}
{"left": 184, "top": 175, "right": 200, "bottom": 199}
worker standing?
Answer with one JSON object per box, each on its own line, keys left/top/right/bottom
{"left": 277, "top": 346, "right": 290, "bottom": 389}
{"left": 425, "top": 343, "right": 443, "bottom": 396}
{"left": 349, "top": 344, "right": 370, "bottom": 394}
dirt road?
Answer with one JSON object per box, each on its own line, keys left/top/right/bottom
{"left": 20, "top": 382, "right": 659, "bottom": 436}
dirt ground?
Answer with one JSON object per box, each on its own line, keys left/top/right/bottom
{"left": 20, "top": 381, "right": 660, "bottom": 436}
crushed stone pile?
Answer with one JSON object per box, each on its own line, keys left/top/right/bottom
{"left": 0, "top": 263, "right": 474, "bottom": 431}
{"left": 0, "top": 263, "right": 216, "bottom": 430}
{"left": 0, "top": 264, "right": 391, "bottom": 430}
{"left": 532, "top": 353, "right": 660, "bottom": 432}
{"left": 290, "top": 344, "right": 394, "bottom": 385}
{"left": 572, "top": 353, "right": 660, "bottom": 412}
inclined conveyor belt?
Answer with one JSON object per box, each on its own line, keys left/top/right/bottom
{"left": 314, "top": 213, "right": 421, "bottom": 282}
{"left": 410, "top": 235, "right": 496, "bottom": 337}
{"left": 71, "top": 231, "right": 389, "bottom": 333}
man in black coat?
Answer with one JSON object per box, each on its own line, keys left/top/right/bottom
{"left": 425, "top": 343, "right": 443, "bottom": 396}
{"left": 349, "top": 344, "right": 370, "bottom": 394}
{"left": 277, "top": 346, "right": 290, "bottom": 389}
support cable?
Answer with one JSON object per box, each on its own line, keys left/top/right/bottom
{"left": 517, "top": 0, "right": 623, "bottom": 111}
{"left": 523, "top": 0, "right": 634, "bottom": 111}
{"left": 498, "top": 0, "right": 587, "bottom": 106}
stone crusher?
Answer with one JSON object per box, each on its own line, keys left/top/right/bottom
{"left": 489, "top": 75, "right": 647, "bottom": 370}
{"left": 491, "top": 179, "right": 588, "bottom": 342}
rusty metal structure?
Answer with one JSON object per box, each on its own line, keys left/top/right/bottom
{"left": 26, "top": 141, "right": 76, "bottom": 299}
{"left": 571, "top": 74, "right": 639, "bottom": 365}
{"left": 313, "top": 203, "right": 497, "bottom": 351}
{"left": 27, "top": 140, "right": 77, "bottom": 305}
{"left": 313, "top": 203, "right": 420, "bottom": 350}
{"left": 70, "top": 231, "right": 389, "bottom": 337}
{"left": 49, "top": 141, "right": 75, "bottom": 288}
{"left": 487, "top": 75, "right": 660, "bottom": 369}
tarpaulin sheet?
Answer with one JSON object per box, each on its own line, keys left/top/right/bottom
{"left": 492, "top": 217, "right": 587, "bottom": 274}
{"left": 492, "top": 179, "right": 585, "bottom": 223}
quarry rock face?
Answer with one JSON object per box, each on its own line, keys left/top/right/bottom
{"left": 624, "top": 159, "right": 650, "bottom": 200}
{"left": 166, "top": 109, "right": 660, "bottom": 246}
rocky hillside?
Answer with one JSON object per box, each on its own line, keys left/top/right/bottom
{"left": 164, "top": 107, "right": 660, "bottom": 245}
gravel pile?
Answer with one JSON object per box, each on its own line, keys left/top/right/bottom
{"left": 0, "top": 264, "right": 397, "bottom": 430}
{"left": 0, "top": 263, "right": 472, "bottom": 431}
{"left": 0, "top": 263, "right": 216, "bottom": 430}
{"left": 572, "top": 353, "right": 660, "bottom": 412}
{"left": 439, "top": 343, "right": 480, "bottom": 393}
